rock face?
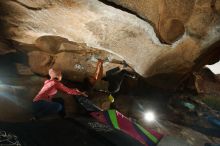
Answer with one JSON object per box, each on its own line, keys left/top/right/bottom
{"left": 194, "top": 68, "right": 220, "bottom": 95}
{"left": 0, "top": 0, "right": 220, "bottom": 86}
{"left": 0, "top": 76, "right": 45, "bottom": 122}
{"left": 27, "top": 35, "right": 124, "bottom": 81}
{"left": 0, "top": 38, "right": 16, "bottom": 55}
{"left": 105, "top": 0, "right": 219, "bottom": 42}
{"left": 104, "top": 0, "right": 192, "bottom": 44}
{"left": 156, "top": 121, "right": 220, "bottom": 146}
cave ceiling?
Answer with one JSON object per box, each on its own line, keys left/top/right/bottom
{"left": 0, "top": 0, "right": 219, "bottom": 84}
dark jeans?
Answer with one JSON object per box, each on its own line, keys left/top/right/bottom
{"left": 33, "top": 100, "right": 63, "bottom": 119}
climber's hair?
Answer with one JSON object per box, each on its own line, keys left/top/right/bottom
{"left": 48, "top": 67, "right": 62, "bottom": 81}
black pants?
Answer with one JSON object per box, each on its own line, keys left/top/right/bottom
{"left": 33, "top": 98, "right": 65, "bottom": 118}
{"left": 106, "top": 68, "right": 135, "bottom": 94}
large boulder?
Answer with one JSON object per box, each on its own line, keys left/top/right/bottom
{"left": 28, "top": 36, "right": 124, "bottom": 81}
{"left": 0, "top": 38, "right": 16, "bottom": 55}
{"left": 0, "top": 2, "right": 220, "bottom": 144}
{"left": 194, "top": 68, "right": 220, "bottom": 95}
{"left": 28, "top": 51, "right": 54, "bottom": 76}
{"left": 35, "top": 35, "right": 69, "bottom": 53}
{"left": 105, "top": 0, "right": 194, "bottom": 44}
{"left": 0, "top": 0, "right": 219, "bottom": 87}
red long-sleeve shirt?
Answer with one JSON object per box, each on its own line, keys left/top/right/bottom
{"left": 33, "top": 79, "right": 80, "bottom": 102}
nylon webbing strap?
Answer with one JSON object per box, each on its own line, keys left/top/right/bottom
{"left": 108, "top": 110, "right": 120, "bottom": 130}
{"left": 135, "top": 123, "right": 158, "bottom": 143}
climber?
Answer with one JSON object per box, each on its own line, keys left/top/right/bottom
{"left": 32, "top": 67, "right": 87, "bottom": 120}
{"left": 85, "top": 59, "right": 136, "bottom": 94}
{"left": 83, "top": 59, "right": 113, "bottom": 110}
{"left": 104, "top": 64, "right": 136, "bottom": 94}
{"left": 84, "top": 59, "right": 107, "bottom": 92}
{"left": 83, "top": 59, "right": 136, "bottom": 110}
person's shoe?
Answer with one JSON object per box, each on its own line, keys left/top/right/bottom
{"left": 122, "top": 60, "right": 128, "bottom": 68}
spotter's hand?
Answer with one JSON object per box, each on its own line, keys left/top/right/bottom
{"left": 80, "top": 92, "right": 88, "bottom": 97}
